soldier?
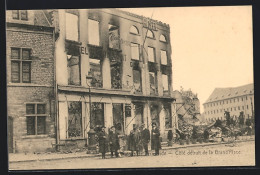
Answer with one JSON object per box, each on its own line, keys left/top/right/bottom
{"left": 109, "top": 126, "right": 120, "bottom": 158}
{"left": 151, "top": 122, "right": 161, "bottom": 156}
{"left": 97, "top": 126, "right": 108, "bottom": 159}
{"left": 140, "top": 124, "right": 150, "bottom": 156}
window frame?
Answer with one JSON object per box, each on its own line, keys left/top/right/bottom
{"left": 146, "top": 29, "right": 155, "bottom": 39}
{"left": 12, "top": 10, "right": 28, "bottom": 21}
{"left": 130, "top": 25, "right": 139, "bottom": 35}
{"left": 25, "top": 103, "right": 47, "bottom": 136}
{"left": 159, "top": 34, "right": 167, "bottom": 43}
{"left": 88, "top": 18, "right": 100, "bottom": 46}
{"left": 130, "top": 42, "right": 140, "bottom": 61}
{"left": 148, "top": 46, "right": 156, "bottom": 62}
{"left": 11, "top": 48, "right": 32, "bottom": 83}
{"left": 65, "top": 12, "right": 79, "bottom": 42}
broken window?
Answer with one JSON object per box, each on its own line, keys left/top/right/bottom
{"left": 146, "top": 29, "right": 154, "bottom": 39}
{"left": 131, "top": 43, "right": 139, "bottom": 60}
{"left": 113, "top": 104, "right": 124, "bottom": 134}
{"left": 149, "top": 71, "right": 157, "bottom": 95}
{"left": 68, "top": 101, "right": 82, "bottom": 138}
{"left": 88, "top": 19, "right": 100, "bottom": 46}
{"left": 89, "top": 58, "right": 102, "bottom": 88}
{"left": 130, "top": 25, "right": 139, "bottom": 35}
{"left": 150, "top": 104, "right": 159, "bottom": 127}
{"left": 160, "top": 50, "right": 167, "bottom": 65}
{"left": 148, "top": 46, "right": 155, "bottom": 62}
{"left": 65, "top": 13, "right": 79, "bottom": 41}
{"left": 125, "top": 104, "right": 132, "bottom": 117}
{"left": 164, "top": 104, "right": 172, "bottom": 129}
{"left": 111, "top": 62, "right": 122, "bottom": 89}
{"left": 108, "top": 24, "right": 120, "bottom": 50}
{"left": 162, "top": 74, "right": 169, "bottom": 95}
{"left": 67, "top": 54, "right": 81, "bottom": 86}
{"left": 133, "top": 69, "right": 142, "bottom": 93}
{"left": 91, "top": 103, "right": 104, "bottom": 128}
{"left": 26, "top": 104, "right": 46, "bottom": 135}
{"left": 159, "top": 34, "right": 167, "bottom": 42}
{"left": 133, "top": 102, "right": 144, "bottom": 128}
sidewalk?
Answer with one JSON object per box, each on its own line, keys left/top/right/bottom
{"left": 9, "top": 139, "right": 254, "bottom": 163}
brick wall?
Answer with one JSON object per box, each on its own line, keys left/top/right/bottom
{"left": 6, "top": 26, "right": 55, "bottom": 153}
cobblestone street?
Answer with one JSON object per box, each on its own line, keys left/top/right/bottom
{"left": 9, "top": 141, "right": 255, "bottom": 170}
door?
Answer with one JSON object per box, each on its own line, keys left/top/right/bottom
{"left": 8, "top": 116, "right": 13, "bottom": 153}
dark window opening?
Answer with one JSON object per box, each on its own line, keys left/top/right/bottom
{"left": 133, "top": 67, "right": 142, "bottom": 93}
{"left": 113, "top": 103, "right": 124, "bottom": 134}
{"left": 68, "top": 101, "right": 82, "bottom": 138}
{"left": 164, "top": 104, "right": 172, "bottom": 129}
{"left": 108, "top": 24, "right": 120, "bottom": 50}
{"left": 133, "top": 103, "right": 144, "bottom": 128}
{"left": 20, "top": 10, "right": 28, "bottom": 20}
{"left": 12, "top": 10, "right": 19, "bottom": 19}
{"left": 149, "top": 71, "right": 158, "bottom": 95}
{"left": 150, "top": 104, "right": 159, "bottom": 127}
{"left": 89, "top": 58, "right": 102, "bottom": 88}
{"left": 91, "top": 103, "right": 104, "bottom": 128}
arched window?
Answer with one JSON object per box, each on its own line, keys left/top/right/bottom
{"left": 159, "top": 34, "right": 167, "bottom": 42}
{"left": 130, "top": 25, "right": 139, "bottom": 35}
{"left": 146, "top": 29, "right": 154, "bottom": 39}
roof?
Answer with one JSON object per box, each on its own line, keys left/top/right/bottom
{"left": 34, "top": 10, "right": 52, "bottom": 27}
{"left": 204, "top": 83, "right": 254, "bottom": 104}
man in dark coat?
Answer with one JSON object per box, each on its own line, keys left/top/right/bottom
{"left": 128, "top": 125, "right": 141, "bottom": 156}
{"left": 98, "top": 126, "right": 108, "bottom": 159}
{"left": 151, "top": 123, "right": 161, "bottom": 155}
{"left": 109, "top": 126, "right": 120, "bottom": 158}
{"left": 140, "top": 124, "right": 150, "bottom": 156}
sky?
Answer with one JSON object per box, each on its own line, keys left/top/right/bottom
{"left": 119, "top": 6, "right": 254, "bottom": 112}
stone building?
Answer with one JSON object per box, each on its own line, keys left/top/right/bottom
{"left": 53, "top": 8, "right": 176, "bottom": 147}
{"left": 6, "top": 10, "right": 56, "bottom": 153}
{"left": 203, "top": 83, "right": 254, "bottom": 121}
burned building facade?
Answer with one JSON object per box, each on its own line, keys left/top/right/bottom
{"left": 54, "top": 9, "right": 176, "bottom": 146}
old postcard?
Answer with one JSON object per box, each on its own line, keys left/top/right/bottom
{"left": 6, "top": 6, "right": 255, "bottom": 170}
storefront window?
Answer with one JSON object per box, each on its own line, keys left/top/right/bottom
{"left": 133, "top": 103, "right": 144, "bottom": 128}
{"left": 68, "top": 101, "right": 82, "bottom": 138}
{"left": 91, "top": 103, "right": 104, "bottom": 128}
{"left": 113, "top": 104, "right": 124, "bottom": 134}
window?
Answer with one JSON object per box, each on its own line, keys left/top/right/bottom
{"left": 88, "top": 19, "right": 100, "bottom": 46}
{"left": 238, "top": 106, "right": 240, "bottom": 110}
{"left": 12, "top": 10, "right": 28, "bottom": 20}
{"left": 237, "top": 98, "right": 239, "bottom": 102}
{"left": 68, "top": 101, "right": 82, "bottom": 138}
{"left": 231, "top": 108, "right": 232, "bottom": 111}
{"left": 11, "top": 48, "right": 31, "bottom": 83}
{"left": 130, "top": 25, "right": 139, "bottom": 35}
{"left": 113, "top": 104, "right": 124, "bottom": 134}
{"left": 242, "top": 106, "right": 244, "bottom": 110}
{"left": 159, "top": 34, "right": 167, "bottom": 42}
{"left": 91, "top": 103, "right": 104, "bottom": 127}
{"left": 148, "top": 47, "right": 155, "bottom": 62}
{"left": 234, "top": 99, "right": 235, "bottom": 102}
{"left": 162, "top": 74, "right": 169, "bottom": 95}
{"left": 146, "top": 29, "right": 154, "bottom": 39}
{"left": 226, "top": 100, "right": 228, "bottom": 104}
{"left": 150, "top": 104, "right": 159, "bottom": 126}
{"left": 230, "top": 99, "right": 232, "bottom": 103}
{"left": 67, "top": 54, "right": 81, "bottom": 85}
{"left": 164, "top": 104, "right": 172, "bottom": 129}
{"left": 111, "top": 61, "right": 122, "bottom": 89}
{"left": 26, "top": 104, "right": 46, "bottom": 135}
{"left": 133, "top": 69, "right": 142, "bottom": 93}
{"left": 246, "top": 96, "right": 248, "bottom": 100}
{"left": 247, "top": 105, "right": 248, "bottom": 109}
{"left": 133, "top": 103, "right": 144, "bottom": 127}
{"left": 89, "top": 58, "right": 102, "bottom": 88}
{"left": 234, "top": 107, "right": 236, "bottom": 111}
{"left": 160, "top": 50, "right": 167, "bottom": 65}
{"left": 108, "top": 24, "right": 120, "bottom": 50}
{"left": 149, "top": 72, "right": 157, "bottom": 95}
{"left": 131, "top": 43, "right": 140, "bottom": 60}
{"left": 65, "top": 13, "right": 79, "bottom": 41}
{"left": 242, "top": 97, "right": 243, "bottom": 101}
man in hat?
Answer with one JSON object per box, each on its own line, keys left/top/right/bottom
{"left": 109, "top": 126, "right": 120, "bottom": 158}
{"left": 97, "top": 126, "right": 108, "bottom": 159}
{"left": 151, "top": 122, "right": 161, "bottom": 156}
{"left": 128, "top": 125, "right": 141, "bottom": 156}
{"left": 141, "top": 123, "right": 150, "bottom": 156}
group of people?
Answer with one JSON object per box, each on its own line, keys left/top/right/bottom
{"left": 97, "top": 123, "right": 161, "bottom": 159}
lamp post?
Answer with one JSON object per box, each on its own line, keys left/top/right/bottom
{"left": 86, "top": 73, "right": 96, "bottom": 151}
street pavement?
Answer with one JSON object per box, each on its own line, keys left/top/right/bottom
{"left": 9, "top": 140, "right": 255, "bottom": 170}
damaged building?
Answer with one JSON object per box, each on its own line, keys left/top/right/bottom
{"left": 6, "top": 8, "right": 177, "bottom": 153}
{"left": 55, "top": 9, "right": 176, "bottom": 148}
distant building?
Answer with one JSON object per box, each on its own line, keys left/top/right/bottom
{"left": 203, "top": 83, "right": 254, "bottom": 120}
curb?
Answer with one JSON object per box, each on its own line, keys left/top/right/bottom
{"left": 9, "top": 139, "right": 254, "bottom": 163}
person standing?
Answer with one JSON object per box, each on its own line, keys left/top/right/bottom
{"left": 109, "top": 126, "right": 120, "bottom": 158}
{"left": 140, "top": 124, "right": 150, "bottom": 156}
{"left": 98, "top": 126, "right": 108, "bottom": 159}
{"left": 128, "top": 125, "right": 141, "bottom": 156}
{"left": 151, "top": 123, "right": 161, "bottom": 156}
